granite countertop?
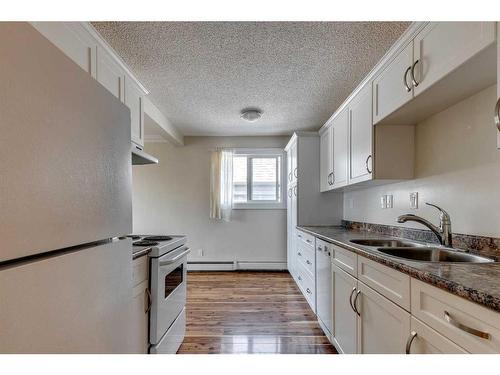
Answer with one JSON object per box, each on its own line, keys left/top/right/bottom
{"left": 298, "top": 225, "right": 500, "bottom": 312}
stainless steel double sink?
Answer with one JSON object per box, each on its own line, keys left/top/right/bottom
{"left": 349, "top": 239, "right": 494, "bottom": 263}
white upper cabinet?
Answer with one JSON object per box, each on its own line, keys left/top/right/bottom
{"left": 372, "top": 41, "right": 414, "bottom": 124}
{"left": 319, "top": 126, "right": 333, "bottom": 192}
{"left": 348, "top": 85, "right": 372, "bottom": 184}
{"left": 332, "top": 108, "right": 349, "bottom": 189}
{"left": 124, "top": 77, "right": 145, "bottom": 147}
{"left": 31, "top": 22, "right": 97, "bottom": 77}
{"left": 413, "top": 22, "right": 496, "bottom": 96}
{"left": 96, "top": 46, "right": 125, "bottom": 101}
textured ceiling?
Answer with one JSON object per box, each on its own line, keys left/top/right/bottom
{"left": 92, "top": 22, "right": 410, "bottom": 136}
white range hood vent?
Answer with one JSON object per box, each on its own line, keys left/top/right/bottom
{"left": 131, "top": 144, "right": 158, "bottom": 165}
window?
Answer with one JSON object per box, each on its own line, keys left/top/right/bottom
{"left": 232, "top": 149, "right": 285, "bottom": 209}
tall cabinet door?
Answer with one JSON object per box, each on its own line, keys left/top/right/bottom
{"left": 331, "top": 264, "right": 357, "bottom": 354}
{"left": 331, "top": 108, "right": 349, "bottom": 189}
{"left": 286, "top": 184, "right": 295, "bottom": 276}
{"left": 290, "top": 141, "right": 298, "bottom": 183}
{"left": 349, "top": 84, "right": 373, "bottom": 184}
{"left": 356, "top": 282, "right": 410, "bottom": 354}
{"left": 319, "top": 126, "right": 333, "bottom": 192}
{"left": 372, "top": 41, "right": 414, "bottom": 124}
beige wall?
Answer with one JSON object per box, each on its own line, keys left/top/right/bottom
{"left": 343, "top": 85, "right": 500, "bottom": 237}
{"left": 132, "top": 136, "right": 289, "bottom": 263}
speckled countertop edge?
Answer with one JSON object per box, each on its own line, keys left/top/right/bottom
{"left": 297, "top": 225, "right": 500, "bottom": 313}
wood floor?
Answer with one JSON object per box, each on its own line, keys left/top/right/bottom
{"left": 177, "top": 271, "right": 337, "bottom": 354}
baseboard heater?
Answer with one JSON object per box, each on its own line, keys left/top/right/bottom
{"left": 187, "top": 261, "right": 287, "bottom": 271}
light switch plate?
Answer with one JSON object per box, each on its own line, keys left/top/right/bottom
{"left": 410, "top": 192, "right": 418, "bottom": 209}
{"left": 380, "top": 195, "right": 387, "bottom": 209}
{"left": 386, "top": 194, "right": 393, "bottom": 208}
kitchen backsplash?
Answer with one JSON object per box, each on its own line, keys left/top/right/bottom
{"left": 342, "top": 220, "right": 500, "bottom": 260}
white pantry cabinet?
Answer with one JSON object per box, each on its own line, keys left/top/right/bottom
{"left": 372, "top": 41, "right": 414, "bottom": 124}
{"left": 31, "top": 22, "right": 97, "bottom": 78}
{"left": 356, "top": 281, "right": 411, "bottom": 354}
{"left": 331, "top": 264, "right": 358, "bottom": 354}
{"left": 319, "top": 126, "right": 333, "bottom": 192}
{"left": 348, "top": 84, "right": 373, "bottom": 184}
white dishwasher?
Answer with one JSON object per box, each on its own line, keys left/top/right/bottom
{"left": 316, "top": 238, "right": 333, "bottom": 338}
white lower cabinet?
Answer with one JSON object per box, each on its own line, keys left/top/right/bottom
{"left": 331, "top": 264, "right": 358, "bottom": 354}
{"left": 356, "top": 281, "right": 410, "bottom": 354}
{"left": 407, "top": 317, "right": 467, "bottom": 354}
{"left": 130, "top": 280, "right": 150, "bottom": 354}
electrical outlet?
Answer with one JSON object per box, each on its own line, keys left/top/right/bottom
{"left": 380, "top": 195, "right": 387, "bottom": 209}
{"left": 386, "top": 194, "right": 393, "bottom": 208}
{"left": 410, "top": 192, "right": 418, "bottom": 209}
{"left": 198, "top": 249, "right": 204, "bottom": 257}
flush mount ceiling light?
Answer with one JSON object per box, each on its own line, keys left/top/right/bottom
{"left": 240, "top": 108, "right": 262, "bottom": 122}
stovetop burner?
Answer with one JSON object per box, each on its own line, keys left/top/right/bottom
{"left": 133, "top": 240, "right": 159, "bottom": 247}
{"left": 143, "top": 235, "right": 173, "bottom": 241}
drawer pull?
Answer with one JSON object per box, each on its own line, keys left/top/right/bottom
{"left": 306, "top": 239, "right": 312, "bottom": 244}
{"left": 306, "top": 260, "right": 312, "bottom": 265}
{"left": 306, "top": 288, "right": 312, "bottom": 294}
{"left": 298, "top": 275, "right": 302, "bottom": 281}
{"left": 405, "top": 331, "right": 418, "bottom": 354}
{"left": 444, "top": 311, "right": 491, "bottom": 340}
{"left": 297, "top": 252, "right": 302, "bottom": 257}
{"left": 353, "top": 290, "right": 361, "bottom": 316}
{"left": 317, "top": 246, "right": 322, "bottom": 252}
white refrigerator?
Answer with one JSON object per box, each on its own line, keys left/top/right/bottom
{"left": 0, "top": 23, "right": 134, "bottom": 353}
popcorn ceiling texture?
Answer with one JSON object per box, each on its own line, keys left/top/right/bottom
{"left": 92, "top": 22, "right": 409, "bottom": 136}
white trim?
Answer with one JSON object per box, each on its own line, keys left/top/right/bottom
{"left": 187, "top": 262, "right": 235, "bottom": 271}
{"left": 236, "top": 262, "right": 287, "bottom": 270}
{"left": 187, "top": 261, "right": 287, "bottom": 271}
{"left": 143, "top": 134, "right": 169, "bottom": 143}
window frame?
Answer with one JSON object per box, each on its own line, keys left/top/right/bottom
{"left": 232, "top": 148, "right": 286, "bottom": 210}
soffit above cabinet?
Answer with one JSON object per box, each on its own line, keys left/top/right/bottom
{"left": 91, "top": 22, "right": 410, "bottom": 136}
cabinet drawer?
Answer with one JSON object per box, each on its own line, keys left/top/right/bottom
{"left": 132, "top": 255, "right": 149, "bottom": 287}
{"left": 411, "top": 279, "right": 500, "bottom": 353}
{"left": 296, "top": 230, "right": 315, "bottom": 248}
{"left": 331, "top": 243, "right": 357, "bottom": 277}
{"left": 297, "top": 241, "right": 315, "bottom": 278}
{"left": 296, "top": 262, "right": 316, "bottom": 312}
{"left": 358, "top": 256, "right": 410, "bottom": 310}
{"left": 409, "top": 317, "right": 467, "bottom": 354}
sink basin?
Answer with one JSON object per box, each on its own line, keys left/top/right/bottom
{"left": 377, "top": 247, "right": 494, "bottom": 263}
{"left": 350, "top": 239, "right": 422, "bottom": 248}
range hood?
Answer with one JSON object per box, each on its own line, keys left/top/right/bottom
{"left": 131, "top": 144, "right": 158, "bottom": 165}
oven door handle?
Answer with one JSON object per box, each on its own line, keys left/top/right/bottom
{"left": 159, "top": 247, "right": 190, "bottom": 266}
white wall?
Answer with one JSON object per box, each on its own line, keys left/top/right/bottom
{"left": 132, "top": 136, "right": 289, "bottom": 263}
{"left": 344, "top": 85, "right": 500, "bottom": 238}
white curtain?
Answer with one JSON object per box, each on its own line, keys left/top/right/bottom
{"left": 209, "top": 148, "right": 233, "bottom": 221}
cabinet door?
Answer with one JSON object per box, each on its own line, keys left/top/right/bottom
{"left": 287, "top": 184, "right": 298, "bottom": 278}
{"left": 349, "top": 84, "right": 373, "bottom": 184}
{"left": 373, "top": 41, "right": 414, "bottom": 124}
{"left": 316, "top": 241, "right": 332, "bottom": 336}
{"left": 331, "top": 264, "right": 357, "bottom": 354}
{"left": 287, "top": 149, "right": 293, "bottom": 186}
{"left": 125, "top": 77, "right": 145, "bottom": 147}
{"left": 319, "top": 127, "right": 333, "bottom": 192}
{"left": 407, "top": 317, "right": 467, "bottom": 354}
{"left": 290, "top": 141, "right": 298, "bottom": 183}
{"left": 96, "top": 46, "right": 124, "bottom": 101}
{"left": 356, "top": 282, "right": 410, "bottom": 354}
{"left": 31, "top": 22, "right": 97, "bottom": 77}
{"left": 332, "top": 108, "right": 349, "bottom": 188}
{"left": 130, "top": 280, "right": 150, "bottom": 354}
{"left": 413, "top": 22, "right": 495, "bottom": 96}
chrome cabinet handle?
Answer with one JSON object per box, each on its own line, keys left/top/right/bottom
{"left": 327, "top": 172, "right": 333, "bottom": 186}
{"left": 444, "top": 311, "right": 491, "bottom": 339}
{"left": 405, "top": 331, "right": 418, "bottom": 354}
{"left": 293, "top": 186, "right": 297, "bottom": 196}
{"left": 145, "top": 287, "right": 152, "bottom": 314}
{"left": 297, "top": 251, "right": 302, "bottom": 256}
{"left": 317, "top": 246, "right": 323, "bottom": 252}
{"left": 298, "top": 275, "right": 302, "bottom": 281}
{"left": 288, "top": 172, "right": 292, "bottom": 182}
{"left": 403, "top": 66, "right": 412, "bottom": 92}
{"left": 306, "top": 288, "right": 312, "bottom": 294}
{"left": 288, "top": 188, "right": 292, "bottom": 198}
{"left": 365, "top": 155, "right": 372, "bottom": 174}
{"left": 349, "top": 287, "right": 357, "bottom": 314}
{"left": 306, "top": 239, "right": 312, "bottom": 244}
{"left": 410, "top": 59, "right": 420, "bottom": 87}
{"left": 294, "top": 167, "right": 298, "bottom": 178}
{"left": 495, "top": 97, "right": 500, "bottom": 133}
{"left": 353, "top": 290, "right": 361, "bottom": 316}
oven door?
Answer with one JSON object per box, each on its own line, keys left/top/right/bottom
{"left": 149, "top": 245, "right": 190, "bottom": 345}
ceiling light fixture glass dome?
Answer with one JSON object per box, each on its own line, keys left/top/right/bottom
{"left": 240, "top": 108, "right": 262, "bottom": 122}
